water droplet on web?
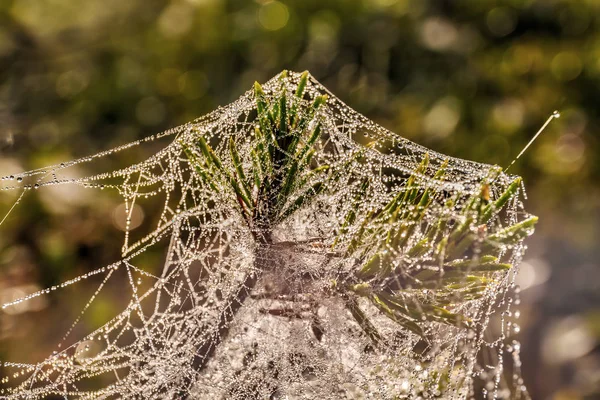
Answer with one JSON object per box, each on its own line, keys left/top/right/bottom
{"left": 74, "top": 340, "right": 103, "bottom": 364}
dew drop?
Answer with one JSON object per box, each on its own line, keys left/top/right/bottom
{"left": 74, "top": 340, "right": 103, "bottom": 364}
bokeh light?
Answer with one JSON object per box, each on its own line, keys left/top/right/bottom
{"left": 258, "top": 1, "right": 289, "bottom": 31}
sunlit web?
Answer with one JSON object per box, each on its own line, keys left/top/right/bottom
{"left": 0, "top": 71, "right": 532, "bottom": 399}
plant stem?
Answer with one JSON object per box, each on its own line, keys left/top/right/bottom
{"left": 182, "top": 234, "right": 271, "bottom": 393}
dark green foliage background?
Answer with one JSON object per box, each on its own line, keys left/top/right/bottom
{"left": 0, "top": 0, "right": 598, "bottom": 398}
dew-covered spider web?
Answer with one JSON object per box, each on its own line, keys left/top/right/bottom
{"left": 0, "top": 71, "right": 533, "bottom": 399}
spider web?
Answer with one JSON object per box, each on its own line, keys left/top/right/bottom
{"left": 0, "top": 71, "right": 531, "bottom": 399}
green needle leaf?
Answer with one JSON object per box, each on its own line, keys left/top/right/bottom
{"left": 346, "top": 297, "right": 383, "bottom": 347}
{"left": 480, "top": 177, "right": 522, "bottom": 224}
{"left": 295, "top": 71, "right": 309, "bottom": 99}
{"left": 229, "top": 136, "right": 253, "bottom": 202}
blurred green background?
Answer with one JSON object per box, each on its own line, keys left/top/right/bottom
{"left": 0, "top": 0, "right": 599, "bottom": 398}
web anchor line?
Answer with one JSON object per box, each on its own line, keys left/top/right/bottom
{"left": 505, "top": 110, "right": 560, "bottom": 173}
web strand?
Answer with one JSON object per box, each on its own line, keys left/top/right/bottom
{"left": 505, "top": 110, "right": 560, "bottom": 172}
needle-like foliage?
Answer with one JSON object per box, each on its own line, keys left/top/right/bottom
{"left": 181, "top": 71, "right": 536, "bottom": 347}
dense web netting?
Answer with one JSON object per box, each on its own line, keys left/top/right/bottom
{"left": 0, "top": 71, "right": 534, "bottom": 399}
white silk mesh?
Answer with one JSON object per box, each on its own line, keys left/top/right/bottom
{"left": 0, "top": 72, "right": 531, "bottom": 399}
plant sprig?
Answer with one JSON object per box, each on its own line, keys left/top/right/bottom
{"left": 181, "top": 71, "right": 331, "bottom": 242}
{"left": 181, "top": 70, "right": 537, "bottom": 349}
{"left": 336, "top": 156, "right": 536, "bottom": 345}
